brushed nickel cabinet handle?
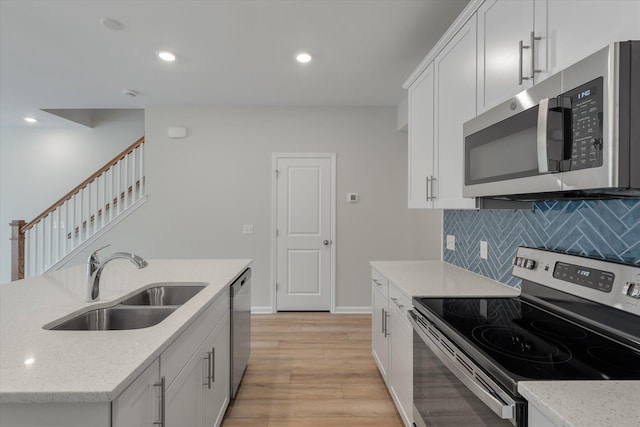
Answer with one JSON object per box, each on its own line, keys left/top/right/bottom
{"left": 211, "top": 347, "right": 216, "bottom": 383}
{"left": 530, "top": 31, "right": 542, "bottom": 79}
{"left": 153, "top": 376, "right": 165, "bottom": 426}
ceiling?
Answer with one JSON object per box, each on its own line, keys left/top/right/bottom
{"left": 0, "top": 0, "right": 469, "bottom": 127}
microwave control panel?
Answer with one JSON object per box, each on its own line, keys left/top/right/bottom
{"left": 565, "top": 77, "right": 604, "bottom": 171}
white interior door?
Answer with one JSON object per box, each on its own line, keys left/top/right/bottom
{"left": 274, "top": 154, "right": 334, "bottom": 311}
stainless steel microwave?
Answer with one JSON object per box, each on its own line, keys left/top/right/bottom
{"left": 463, "top": 41, "right": 639, "bottom": 200}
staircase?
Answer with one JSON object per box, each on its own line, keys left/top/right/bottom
{"left": 10, "top": 137, "right": 146, "bottom": 280}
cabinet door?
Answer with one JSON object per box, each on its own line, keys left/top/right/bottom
{"left": 166, "top": 311, "right": 230, "bottom": 427}
{"left": 433, "top": 16, "right": 477, "bottom": 210}
{"left": 408, "top": 63, "right": 435, "bottom": 208}
{"left": 112, "top": 359, "right": 161, "bottom": 427}
{"left": 389, "top": 303, "right": 413, "bottom": 427}
{"left": 477, "top": 0, "right": 535, "bottom": 112}
{"left": 165, "top": 342, "right": 206, "bottom": 427}
{"left": 204, "top": 311, "right": 230, "bottom": 427}
{"left": 538, "top": 0, "right": 640, "bottom": 80}
{"left": 371, "top": 285, "right": 389, "bottom": 382}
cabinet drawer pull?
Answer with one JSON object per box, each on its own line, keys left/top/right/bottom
{"left": 153, "top": 376, "right": 165, "bottom": 426}
{"left": 390, "top": 297, "right": 405, "bottom": 309}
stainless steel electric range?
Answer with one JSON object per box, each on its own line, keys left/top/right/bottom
{"left": 409, "top": 247, "right": 640, "bottom": 426}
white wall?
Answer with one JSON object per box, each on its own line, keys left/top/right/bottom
{"left": 59, "top": 106, "right": 442, "bottom": 310}
{"left": 0, "top": 109, "right": 144, "bottom": 283}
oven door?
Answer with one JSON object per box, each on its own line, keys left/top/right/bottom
{"left": 409, "top": 310, "right": 525, "bottom": 427}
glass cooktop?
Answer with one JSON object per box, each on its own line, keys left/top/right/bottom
{"left": 414, "top": 297, "right": 640, "bottom": 383}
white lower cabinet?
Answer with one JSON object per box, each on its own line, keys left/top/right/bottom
{"left": 112, "top": 359, "right": 162, "bottom": 427}
{"left": 113, "top": 290, "right": 231, "bottom": 427}
{"left": 388, "top": 296, "right": 413, "bottom": 426}
{"left": 205, "top": 315, "right": 231, "bottom": 427}
{"left": 166, "top": 310, "right": 230, "bottom": 427}
{"left": 372, "top": 282, "right": 389, "bottom": 382}
{"left": 371, "top": 268, "right": 413, "bottom": 427}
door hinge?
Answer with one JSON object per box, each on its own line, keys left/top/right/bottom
{"left": 275, "top": 228, "right": 279, "bottom": 237}
{"left": 275, "top": 169, "right": 279, "bottom": 178}
{"left": 275, "top": 283, "right": 279, "bottom": 290}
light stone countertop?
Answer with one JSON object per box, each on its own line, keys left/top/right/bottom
{"left": 371, "top": 260, "right": 640, "bottom": 427}
{"left": 369, "top": 260, "right": 520, "bottom": 298}
{"left": 0, "top": 258, "right": 251, "bottom": 403}
{"left": 519, "top": 381, "right": 640, "bottom": 427}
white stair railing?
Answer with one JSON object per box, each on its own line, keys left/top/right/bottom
{"left": 10, "top": 137, "right": 145, "bottom": 280}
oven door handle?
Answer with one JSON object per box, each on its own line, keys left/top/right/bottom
{"left": 408, "top": 310, "right": 516, "bottom": 421}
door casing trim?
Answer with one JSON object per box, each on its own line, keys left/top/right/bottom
{"left": 271, "top": 153, "right": 336, "bottom": 313}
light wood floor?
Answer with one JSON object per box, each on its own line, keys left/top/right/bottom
{"left": 221, "top": 312, "right": 404, "bottom": 427}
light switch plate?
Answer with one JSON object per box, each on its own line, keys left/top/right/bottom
{"left": 480, "top": 240, "right": 488, "bottom": 259}
{"left": 446, "top": 235, "right": 456, "bottom": 251}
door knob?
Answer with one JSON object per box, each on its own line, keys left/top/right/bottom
{"left": 323, "top": 240, "right": 330, "bottom": 246}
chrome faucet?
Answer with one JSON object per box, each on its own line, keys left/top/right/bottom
{"left": 87, "top": 244, "right": 148, "bottom": 301}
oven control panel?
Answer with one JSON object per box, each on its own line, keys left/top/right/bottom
{"left": 512, "top": 247, "right": 640, "bottom": 316}
{"left": 552, "top": 261, "right": 614, "bottom": 293}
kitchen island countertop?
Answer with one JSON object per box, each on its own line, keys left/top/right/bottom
{"left": 0, "top": 258, "right": 251, "bottom": 403}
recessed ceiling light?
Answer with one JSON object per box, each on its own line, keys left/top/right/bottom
{"left": 157, "top": 50, "right": 176, "bottom": 62}
{"left": 296, "top": 52, "right": 312, "bottom": 64}
{"left": 24, "top": 117, "right": 38, "bottom": 123}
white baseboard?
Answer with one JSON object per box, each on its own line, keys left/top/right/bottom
{"left": 333, "top": 306, "right": 372, "bottom": 314}
{"left": 251, "top": 306, "right": 274, "bottom": 314}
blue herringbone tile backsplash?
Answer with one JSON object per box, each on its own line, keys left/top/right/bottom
{"left": 443, "top": 200, "right": 640, "bottom": 288}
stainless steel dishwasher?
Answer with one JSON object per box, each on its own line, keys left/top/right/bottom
{"left": 230, "top": 268, "right": 251, "bottom": 398}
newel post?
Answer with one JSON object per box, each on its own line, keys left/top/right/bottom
{"left": 10, "top": 220, "right": 25, "bottom": 281}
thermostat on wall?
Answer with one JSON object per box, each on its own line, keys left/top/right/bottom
{"left": 347, "top": 193, "right": 359, "bottom": 203}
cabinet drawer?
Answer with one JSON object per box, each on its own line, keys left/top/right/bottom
{"left": 371, "top": 269, "right": 388, "bottom": 299}
{"left": 388, "top": 282, "right": 412, "bottom": 326}
{"left": 162, "top": 288, "right": 230, "bottom": 389}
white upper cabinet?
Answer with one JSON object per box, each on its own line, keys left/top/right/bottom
{"left": 408, "top": 64, "right": 435, "bottom": 208}
{"left": 537, "top": 0, "right": 640, "bottom": 80}
{"left": 407, "top": 16, "right": 478, "bottom": 210}
{"left": 477, "top": 0, "right": 537, "bottom": 112}
{"left": 405, "top": 0, "right": 640, "bottom": 209}
{"left": 433, "top": 16, "right": 478, "bottom": 210}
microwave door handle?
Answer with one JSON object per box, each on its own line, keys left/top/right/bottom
{"left": 537, "top": 97, "right": 551, "bottom": 173}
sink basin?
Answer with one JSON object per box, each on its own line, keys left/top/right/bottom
{"left": 49, "top": 306, "right": 177, "bottom": 331}
{"left": 119, "top": 283, "right": 206, "bottom": 306}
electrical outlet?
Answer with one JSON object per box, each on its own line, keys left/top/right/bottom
{"left": 243, "top": 224, "right": 254, "bottom": 234}
{"left": 446, "top": 235, "right": 456, "bottom": 251}
{"left": 480, "top": 240, "right": 488, "bottom": 260}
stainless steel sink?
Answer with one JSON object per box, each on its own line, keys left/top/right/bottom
{"left": 119, "top": 283, "right": 206, "bottom": 306}
{"left": 49, "top": 306, "right": 177, "bottom": 331}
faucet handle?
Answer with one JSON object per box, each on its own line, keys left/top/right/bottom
{"left": 88, "top": 244, "right": 111, "bottom": 263}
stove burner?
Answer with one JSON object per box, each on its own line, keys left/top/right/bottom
{"left": 472, "top": 326, "right": 572, "bottom": 364}
{"left": 587, "top": 347, "right": 640, "bottom": 374}
{"left": 530, "top": 320, "right": 588, "bottom": 340}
